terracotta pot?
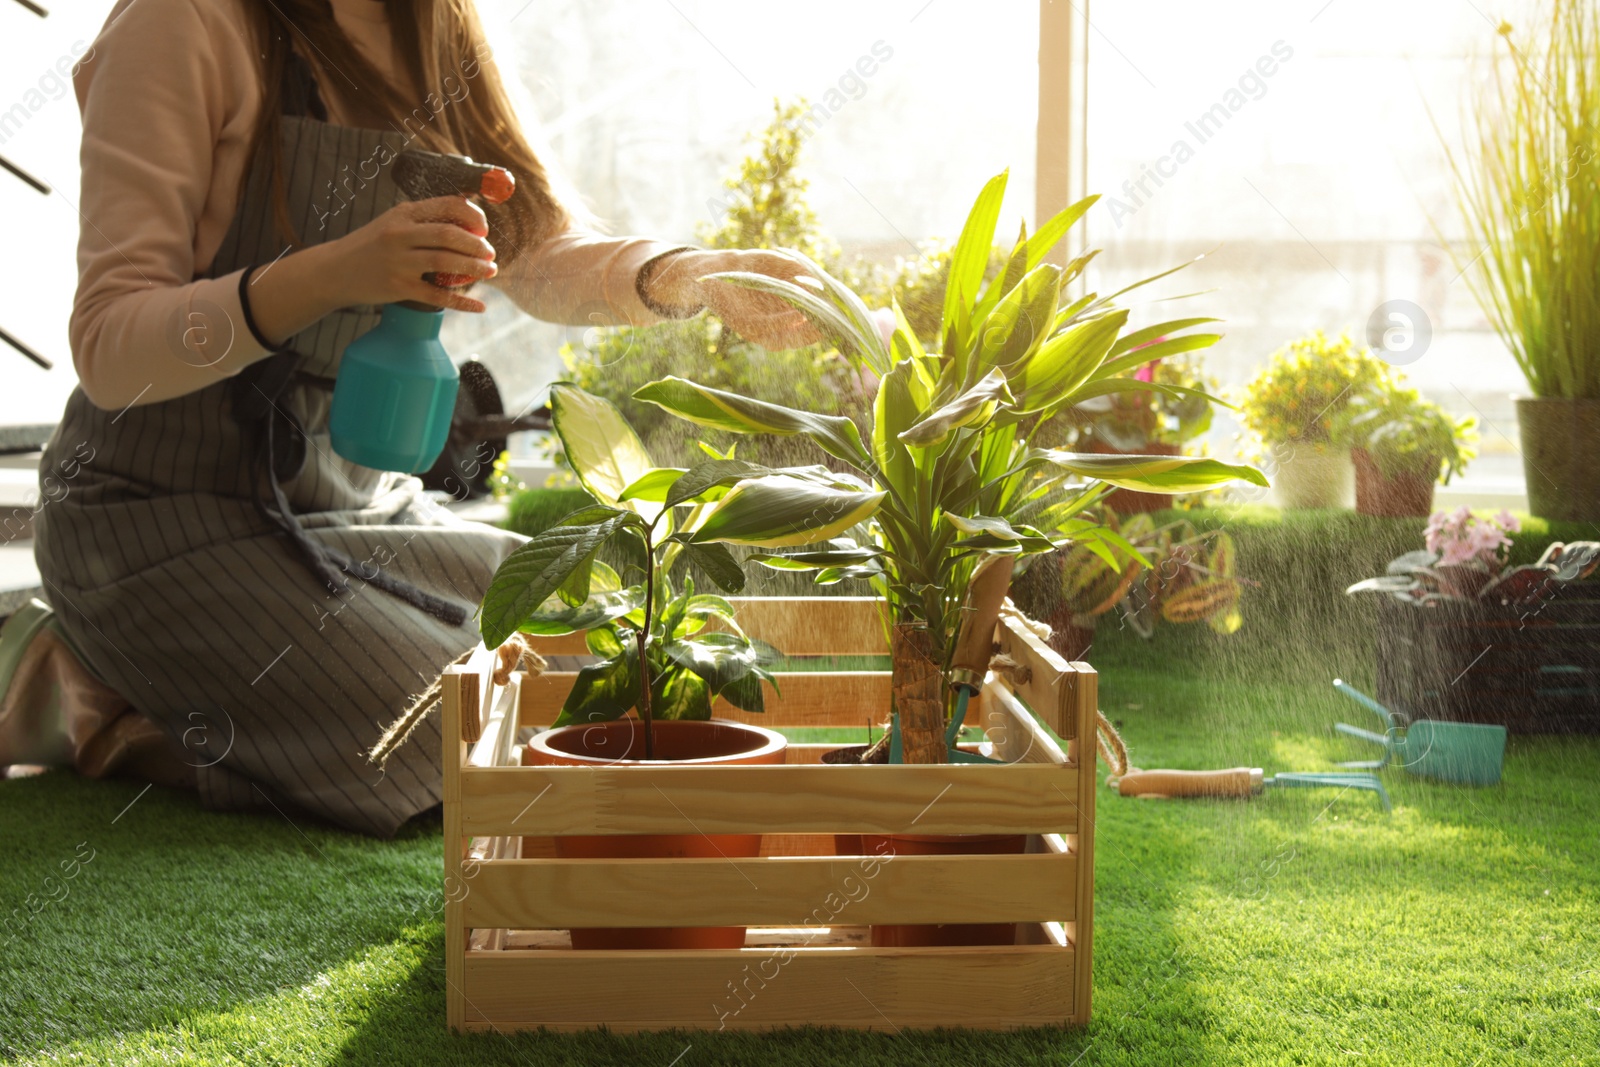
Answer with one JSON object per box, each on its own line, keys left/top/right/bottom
{"left": 523, "top": 718, "right": 787, "bottom": 950}
{"left": 1517, "top": 397, "right": 1600, "bottom": 522}
{"left": 1271, "top": 445, "right": 1353, "bottom": 510}
{"left": 1352, "top": 447, "right": 1437, "bottom": 518}
{"left": 833, "top": 833, "right": 1026, "bottom": 947}
{"left": 1086, "top": 439, "right": 1181, "bottom": 514}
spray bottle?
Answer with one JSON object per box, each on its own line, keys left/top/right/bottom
{"left": 328, "top": 150, "right": 516, "bottom": 473}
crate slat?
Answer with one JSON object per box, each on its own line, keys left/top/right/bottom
{"left": 995, "top": 612, "right": 1077, "bottom": 739}
{"left": 460, "top": 762, "right": 1079, "bottom": 838}
{"left": 460, "top": 942, "right": 1074, "bottom": 1031}
{"left": 461, "top": 851, "right": 1076, "bottom": 929}
{"left": 518, "top": 671, "right": 891, "bottom": 728}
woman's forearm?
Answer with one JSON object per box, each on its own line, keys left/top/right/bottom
{"left": 246, "top": 241, "right": 354, "bottom": 346}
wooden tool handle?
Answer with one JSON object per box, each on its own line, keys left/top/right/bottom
{"left": 1117, "top": 767, "right": 1263, "bottom": 799}
{"left": 950, "top": 555, "right": 1016, "bottom": 683}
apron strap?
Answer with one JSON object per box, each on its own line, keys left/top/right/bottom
{"left": 229, "top": 352, "right": 470, "bottom": 629}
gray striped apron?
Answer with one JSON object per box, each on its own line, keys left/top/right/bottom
{"left": 32, "top": 53, "right": 521, "bottom": 837}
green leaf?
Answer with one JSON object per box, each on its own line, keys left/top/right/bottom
{"left": 555, "top": 552, "right": 597, "bottom": 608}
{"left": 617, "top": 467, "right": 688, "bottom": 503}
{"left": 1023, "top": 195, "right": 1097, "bottom": 271}
{"left": 517, "top": 585, "right": 645, "bottom": 637}
{"left": 663, "top": 631, "right": 775, "bottom": 709}
{"left": 873, "top": 357, "right": 932, "bottom": 493}
{"left": 1093, "top": 333, "right": 1223, "bottom": 383}
{"left": 549, "top": 383, "right": 657, "bottom": 518}
{"left": 480, "top": 510, "right": 637, "bottom": 648}
{"left": 552, "top": 643, "right": 640, "bottom": 727}
{"left": 749, "top": 539, "right": 885, "bottom": 570}
{"left": 899, "top": 369, "right": 1014, "bottom": 448}
{"left": 587, "top": 625, "right": 625, "bottom": 658}
{"left": 813, "top": 564, "right": 885, "bottom": 585}
{"left": 633, "top": 377, "right": 870, "bottom": 468}
{"left": 942, "top": 171, "right": 1009, "bottom": 361}
{"left": 1105, "top": 318, "right": 1222, "bottom": 360}
{"left": 945, "top": 514, "right": 1059, "bottom": 553}
{"left": 702, "top": 267, "right": 886, "bottom": 373}
{"left": 687, "top": 475, "right": 886, "bottom": 548}
{"left": 683, "top": 593, "right": 739, "bottom": 631}
{"left": 1035, "top": 450, "right": 1270, "bottom": 493}
{"left": 665, "top": 459, "right": 772, "bottom": 508}
{"left": 682, "top": 541, "right": 746, "bottom": 593}
{"left": 971, "top": 264, "right": 1062, "bottom": 379}
{"left": 652, "top": 668, "right": 712, "bottom": 721}
{"left": 1014, "top": 310, "right": 1129, "bottom": 414}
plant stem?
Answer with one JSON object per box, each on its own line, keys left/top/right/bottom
{"left": 639, "top": 533, "right": 656, "bottom": 760}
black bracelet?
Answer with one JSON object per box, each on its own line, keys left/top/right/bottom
{"left": 237, "top": 264, "right": 276, "bottom": 351}
{"left": 634, "top": 245, "right": 700, "bottom": 318}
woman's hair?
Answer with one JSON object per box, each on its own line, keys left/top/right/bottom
{"left": 243, "top": 0, "right": 569, "bottom": 267}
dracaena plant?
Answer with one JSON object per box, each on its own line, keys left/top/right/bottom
{"left": 632, "top": 169, "right": 1269, "bottom": 763}
{"left": 478, "top": 384, "right": 883, "bottom": 758}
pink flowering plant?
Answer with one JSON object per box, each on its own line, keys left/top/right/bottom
{"left": 1424, "top": 506, "right": 1519, "bottom": 568}
{"left": 1349, "top": 507, "right": 1599, "bottom": 606}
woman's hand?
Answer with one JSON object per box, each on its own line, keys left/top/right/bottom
{"left": 644, "top": 249, "right": 823, "bottom": 349}
{"left": 326, "top": 196, "right": 499, "bottom": 314}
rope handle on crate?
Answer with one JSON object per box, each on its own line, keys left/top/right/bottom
{"left": 367, "top": 634, "right": 545, "bottom": 767}
{"left": 998, "top": 605, "right": 1129, "bottom": 780}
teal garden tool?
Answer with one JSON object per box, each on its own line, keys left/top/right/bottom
{"left": 1332, "top": 679, "right": 1506, "bottom": 786}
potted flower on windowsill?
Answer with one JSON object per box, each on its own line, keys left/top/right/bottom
{"left": 1446, "top": 2, "right": 1600, "bottom": 521}
{"left": 1238, "top": 331, "right": 1389, "bottom": 510}
{"left": 1072, "top": 349, "right": 1222, "bottom": 514}
{"left": 1338, "top": 382, "right": 1477, "bottom": 518}
{"left": 477, "top": 382, "right": 882, "bottom": 949}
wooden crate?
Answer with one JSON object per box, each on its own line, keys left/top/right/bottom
{"left": 1375, "top": 583, "right": 1600, "bottom": 733}
{"left": 441, "top": 596, "right": 1097, "bottom": 1032}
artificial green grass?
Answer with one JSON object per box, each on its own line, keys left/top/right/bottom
{"left": 4, "top": 507, "right": 1599, "bottom": 1064}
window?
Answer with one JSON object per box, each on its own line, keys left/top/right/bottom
{"left": 1082, "top": 0, "right": 1544, "bottom": 502}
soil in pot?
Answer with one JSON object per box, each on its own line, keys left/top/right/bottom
{"left": 1086, "top": 439, "right": 1181, "bottom": 514}
{"left": 1352, "top": 447, "right": 1437, "bottom": 518}
{"left": 1517, "top": 397, "right": 1600, "bottom": 522}
{"left": 523, "top": 718, "right": 787, "bottom": 950}
{"left": 834, "top": 832, "right": 1026, "bottom": 947}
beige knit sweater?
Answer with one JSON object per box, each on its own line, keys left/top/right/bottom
{"left": 70, "top": 0, "right": 677, "bottom": 409}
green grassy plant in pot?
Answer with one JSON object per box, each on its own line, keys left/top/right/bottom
{"left": 1011, "top": 511, "right": 1245, "bottom": 661}
{"left": 1338, "top": 380, "right": 1477, "bottom": 518}
{"left": 634, "top": 169, "right": 1268, "bottom": 769}
{"left": 1238, "top": 331, "right": 1388, "bottom": 510}
{"left": 478, "top": 383, "right": 881, "bottom": 949}
{"left": 1072, "top": 349, "right": 1221, "bottom": 513}
{"left": 1446, "top": 1, "right": 1600, "bottom": 521}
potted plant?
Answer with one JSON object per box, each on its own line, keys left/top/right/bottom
{"left": 1347, "top": 508, "right": 1599, "bottom": 731}
{"left": 477, "top": 382, "right": 883, "bottom": 949}
{"left": 1338, "top": 380, "right": 1478, "bottom": 518}
{"left": 1447, "top": 2, "right": 1600, "bottom": 521}
{"left": 635, "top": 170, "right": 1268, "bottom": 773}
{"left": 1010, "top": 511, "right": 1246, "bottom": 661}
{"left": 1072, "top": 349, "right": 1222, "bottom": 513}
{"left": 1238, "top": 331, "right": 1389, "bottom": 510}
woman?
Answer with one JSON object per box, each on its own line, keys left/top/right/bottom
{"left": 29, "top": 0, "right": 816, "bottom": 836}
